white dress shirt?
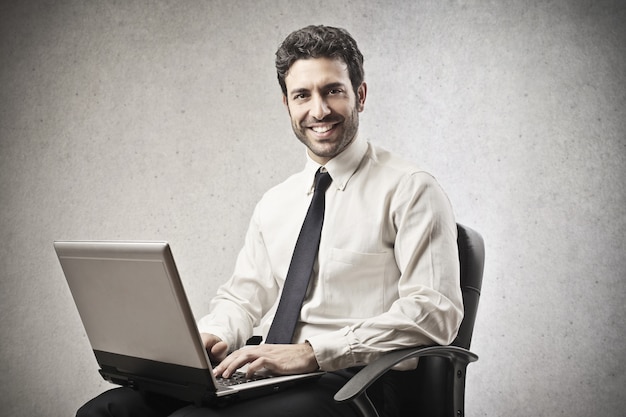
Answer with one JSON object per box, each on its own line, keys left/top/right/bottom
{"left": 197, "top": 136, "right": 463, "bottom": 371}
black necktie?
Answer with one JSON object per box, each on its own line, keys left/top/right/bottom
{"left": 265, "top": 168, "right": 333, "bottom": 344}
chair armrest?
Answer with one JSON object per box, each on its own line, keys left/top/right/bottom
{"left": 334, "top": 345, "right": 479, "bottom": 403}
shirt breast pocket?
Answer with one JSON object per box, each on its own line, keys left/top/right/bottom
{"left": 322, "top": 248, "right": 390, "bottom": 319}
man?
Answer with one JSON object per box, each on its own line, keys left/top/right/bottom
{"left": 77, "top": 25, "right": 463, "bottom": 417}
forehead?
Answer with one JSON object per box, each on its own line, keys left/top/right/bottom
{"left": 284, "top": 57, "right": 351, "bottom": 90}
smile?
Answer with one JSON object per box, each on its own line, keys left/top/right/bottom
{"left": 311, "top": 124, "right": 334, "bottom": 133}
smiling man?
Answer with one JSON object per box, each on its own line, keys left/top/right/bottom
{"left": 77, "top": 25, "right": 463, "bottom": 417}
{"left": 283, "top": 56, "right": 366, "bottom": 165}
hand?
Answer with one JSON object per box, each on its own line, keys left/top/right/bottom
{"left": 200, "top": 333, "right": 229, "bottom": 363}
{"left": 213, "top": 342, "right": 319, "bottom": 379}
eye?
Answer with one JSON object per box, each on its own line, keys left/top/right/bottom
{"left": 292, "top": 93, "right": 309, "bottom": 101}
{"left": 328, "top": 88, "right": 343, "bottom": 95}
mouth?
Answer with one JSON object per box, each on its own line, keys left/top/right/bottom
{"left": 307, "top": 123, "right": 339, "bottom": 138}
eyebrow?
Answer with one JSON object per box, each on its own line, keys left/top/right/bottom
{"left": 323, "top": 82, "right": 348, "bottom": 91}
{"left": 289, "top": 87, "right": 310, "bottom": 96}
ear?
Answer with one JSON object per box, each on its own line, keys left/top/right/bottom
{"left": 356, "top": 82, "right": 367, "bottom": 112}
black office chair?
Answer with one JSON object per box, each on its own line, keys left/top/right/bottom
{"left": 334, "top": 223, "right": 485, "bottom": 417}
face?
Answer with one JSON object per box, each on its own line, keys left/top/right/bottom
{"left": 283, "top": 57, "right": 367, "bottom": 165}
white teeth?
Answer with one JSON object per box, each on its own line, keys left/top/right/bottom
{"left": 312, "top": 125, "right": 333, "bottom": 133}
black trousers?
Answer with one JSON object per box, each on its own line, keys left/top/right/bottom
{"left": 76, "top": 369, "right": 421, "bottom": 417}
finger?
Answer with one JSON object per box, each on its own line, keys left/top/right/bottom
{"left": 222, "top": 351, "right": 254, "bottom": 378}
{"left": 200, "top": 333, "right": 223, "bottom": 350}
{"left": 221, "top": 347, "right": 267, "bottom": 378}
{"left": 210, "top": 341, "right": 229, "bottom": 362}
{"left": 213, "top": 350, "right": 243, "bottom": 378}
{"left": 212, "top": 352, "right": 233, "bottom": 376}
{"left": 245, "top": 357, "right": 270, "bottom": 378}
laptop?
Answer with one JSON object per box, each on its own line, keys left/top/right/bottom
{"left": 54, "top": 240, "right": 323, "bottom": 406}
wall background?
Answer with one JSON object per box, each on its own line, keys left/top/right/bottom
{"left": 1, "top": 1, "right": 624, "bottom": 415}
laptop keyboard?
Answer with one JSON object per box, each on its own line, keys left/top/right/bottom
{"left": 216, "top": 371, "right": 271, "bottom": 387}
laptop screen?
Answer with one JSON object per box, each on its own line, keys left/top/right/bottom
{"left": 55, "top": 241, "right": 210, "bottom": 370}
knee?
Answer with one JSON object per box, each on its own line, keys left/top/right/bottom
{"left": 76, "top": 398, "right": 108, "bottom": 417}
{"left": 75, "top": 388, "right": 133, "bottom": 417}
{"left": 75, "top": 392, "right": 114, "bottom": 417}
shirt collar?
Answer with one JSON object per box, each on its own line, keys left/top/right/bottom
{"left": 303, "top": 135, "right": 368, "bottom": 192}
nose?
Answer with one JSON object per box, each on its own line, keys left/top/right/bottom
{"left": 309, "top": 94, "right": 331, "bottom": 120}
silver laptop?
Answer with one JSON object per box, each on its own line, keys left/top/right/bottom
{"left": 54, "top": 240, "right": 322, "bottom": 405}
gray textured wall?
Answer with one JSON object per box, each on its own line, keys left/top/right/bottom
{"left": 1, "top": 1, "right": 624, "bottom": 416}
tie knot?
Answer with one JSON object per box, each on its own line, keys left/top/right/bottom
{"left": 314, "top": 169, "right": 332, "bottom": 194}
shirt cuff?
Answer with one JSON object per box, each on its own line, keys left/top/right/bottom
{"left": 306, "top": 326, "right": 359, "bottom": 371}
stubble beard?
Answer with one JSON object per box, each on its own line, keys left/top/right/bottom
{"left": 291, "top": 105, "right": 360, "bottom": 162}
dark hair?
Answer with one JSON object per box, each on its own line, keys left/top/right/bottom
{"left": 275, "top": 25, "right": 364, "bottom": 97}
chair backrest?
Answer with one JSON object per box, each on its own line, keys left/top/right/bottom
{"left": 403, "top": 224, "right": 484, "bottom": 416}
{"left": 452, "top": 223, "right": 485, "bottom": 349}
